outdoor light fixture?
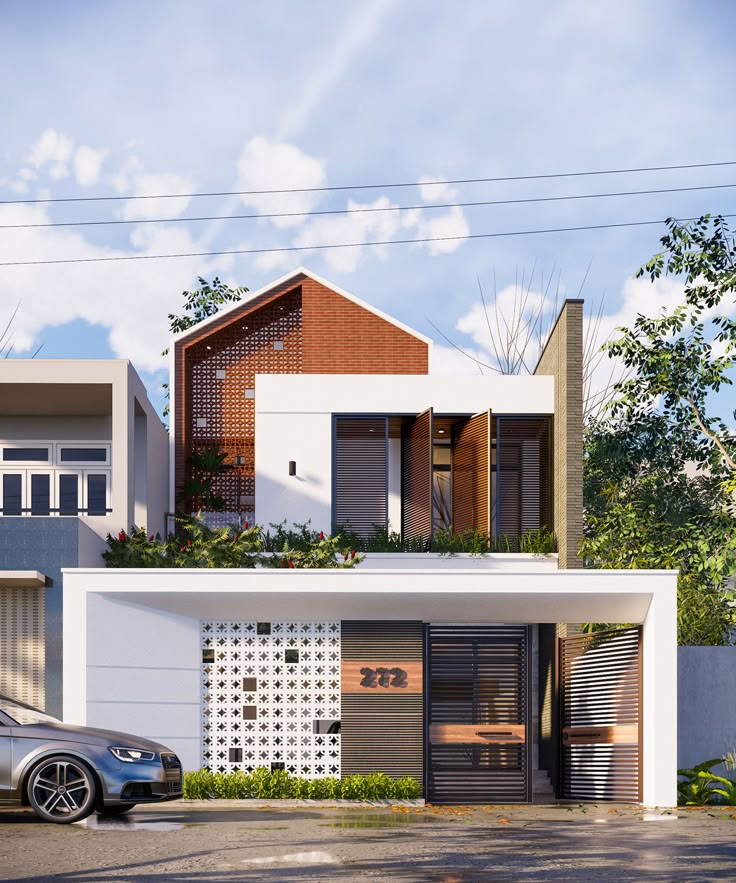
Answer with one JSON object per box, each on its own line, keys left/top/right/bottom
{"left": 438, "top": 428, "right": 446, "bottom": 434}
{"left": 288, "top": 460, "right": 296, "bottom": 476}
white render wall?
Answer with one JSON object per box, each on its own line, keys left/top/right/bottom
{"left": 255, "top": 373, "right": 554, "bottom": 530}
{"left": 63, "top": 565, "right": 677, "bottom": 803}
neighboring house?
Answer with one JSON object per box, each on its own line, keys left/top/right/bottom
{"left": 1, "top": 269, "right": 678, "bottom": 806}
{"left": 0, "top": 360, "right": 168, "bottom": 717}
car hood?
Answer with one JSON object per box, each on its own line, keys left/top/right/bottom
{"left": 12, "top": 721, "right": 173, "bottom": 754}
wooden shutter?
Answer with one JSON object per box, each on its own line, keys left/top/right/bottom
{"left": 560, "top": 627, "right": 642, "bottom": 801}
{"left": 497, "top": 417, "right": 551, "bottom": 542}
{"left": 333, "top": 417, "right": 387, "bottom": 538}
{"left": 451, "top": 410, "right": 491, "bottom": 535}
{"left": 402, "top": 408, "right": 433, "bottom": 546}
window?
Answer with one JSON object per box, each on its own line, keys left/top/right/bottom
{"left": 2, "top": 447, "right": 49, "bottom": 463}
{"left": 59, "top": 447, "right": 107, "bottom": 463}
{"left": 30, "top": 474, "right": 50, "bottom": 516}
{"left": 58, "top": 474, "right": 79, "bottom": 516}
{"left": 86, "top": 474, "right": 107, "bottom": 516}
{"left": 1, "top": 474, "right": 22, "bottom": 515}
{"left": 496, "top": 417, "right": 551, "bottom": 540}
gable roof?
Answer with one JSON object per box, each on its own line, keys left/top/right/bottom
{"left": 171, "top": 267, "right": 433, "bottom": 347}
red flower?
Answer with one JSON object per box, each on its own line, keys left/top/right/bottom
{"left": 180, "top": 545, "right": 186, "bottom": 552}
{"left": 288, "top": 560, "right": 294, "bottom": 569}
{"left": 149, "top": 535, "right": 154, "bottom": 542}
{"left": 319, "top": 531, "right": 324, "bottom": 541}
{"left": 118, "top": 531, "right": 126, "bottom": 542}
{"left": 187, "top": 540, "right": 192, "bottom": 546}
{"left": 244, "top": 520, "right": 249, "bottom": 529}
{"left": 351, "top": 550, "right": 356, "bottom": 559}
{"left": 343, "top": 553, "right": 348, "bottom": 561}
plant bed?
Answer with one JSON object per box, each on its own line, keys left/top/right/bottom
{"left": 183, "top": 768, "right": 422, "bottom": 801}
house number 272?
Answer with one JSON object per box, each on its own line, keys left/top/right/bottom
{"left": 359, "top": 666, "right": 408, "bottom": 688}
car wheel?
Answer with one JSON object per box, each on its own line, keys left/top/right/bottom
{"left": 96, "top": 803, "right": 136, "bottom": 816}
{"left": 28, "top": 756, "right": 96, "bottom": 824}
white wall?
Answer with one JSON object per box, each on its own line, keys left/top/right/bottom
{"left": 255, "top": 373, "right": 553, "bottom": 529}
{"left": 84, "top": 594, "right": 201, "bottom": 769}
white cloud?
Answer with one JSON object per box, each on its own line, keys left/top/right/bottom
{"left": 408, "top": 205, "right": 470, "bottom": 255}
{"left": 27, "top": 129, "right": 74, "bottom": 179}
{"left": 236, "top": 137, "right": 326, "bottom": 229}
{"left": 18, "top": 167, "right": 38, "bottom": 181}
{"left": 290, "top": 196, "right": 403, "bottom": 273}
{"left": 0, "top": 203, "right": 228, "bottom": 373}
{"left": 430, "top": 342, "right": 492, "bottom": 375}
{"left": 118, "top": 171, "right": 194, "bottom": 221}
{"left": 74, "top": 145, "right": 107, "bottom": 187}
{"left": 418, "top": 177, "right": 458, "bottom": 203}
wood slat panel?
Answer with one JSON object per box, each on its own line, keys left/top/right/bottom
{"left": 333, "top": 417, "right": 388, "bottom": 539}
{"left": 341, "top": 621, "right": 424, "bottom": 786}
{"left": 402, "top": 408, "right": 432, "bottom": 546}
{"left": 497, "top": 417, "right": 551, "bottom": 543}
{"left": 560, "top": 627, "right": 642, "bottom": 802}
{"left": 451, "top": 410, "right": 491, "bottom": 536}
{"left": 429, "top": 723, "right": 525, "bottom": 744}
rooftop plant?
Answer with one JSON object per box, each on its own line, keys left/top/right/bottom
{"left": 103, "top": 517, "right": 363, "bottom": 569}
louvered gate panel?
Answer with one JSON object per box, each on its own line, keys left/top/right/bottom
{"left": 427, "top": 625, "right": 531, "bottom": 804}
{"left": 333, "top": 417, "right": 388, "bottom": 538}
{"left": 560, "top": 627, "right": 642, "bottom": 802}
{"left": 402, "top": 408, "right": 433, "bottom": 546}
{"left": 451, "top": 410, "right": 491, "bottom": 536}
{"left": 0, "top": 586, "right": 45, "bottom": 708}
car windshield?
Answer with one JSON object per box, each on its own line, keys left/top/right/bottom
{"left": 0, "top": 695, "right": 60, "bottom": 725}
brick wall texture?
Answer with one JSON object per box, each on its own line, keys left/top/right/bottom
{"left": 534, "top": 300, "right": 584, "bottom": 569}
{"left": 174, "top": 274, "right": 428, "bottom": 509}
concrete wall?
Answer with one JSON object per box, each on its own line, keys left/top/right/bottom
{"left": 678, "top": 647, "right": 736, "bottom": 770}
{"left": 255, "top": 373, "right": 554, "bottom": 530}
{"left": 84, "top": 594, "right": 201, "bottom": 770}
{"left": 534, "top": 300, "right": 584, "bottom": 569}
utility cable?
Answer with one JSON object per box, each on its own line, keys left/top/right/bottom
{"left": 0, "top": 160, "right": 735, "bottom": 206}
{"left": 1, "top": 213, "right": 733, "bottom": 268}
{"left": 1, "top": 182, "right": 734, "bottom": 230}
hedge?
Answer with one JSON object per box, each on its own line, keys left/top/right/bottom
{"left": 183, "top": 768, "right": 422, "bottom": 800}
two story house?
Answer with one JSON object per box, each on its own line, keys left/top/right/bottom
{"left": 1, "top": 269, "right": 677, "bottom": 806}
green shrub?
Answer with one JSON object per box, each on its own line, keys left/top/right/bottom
{"left": 182, "top": 768, "right": 421, "bottom": 800}
{"left": 677, "top": 758, "right": 736, "bottom": 805}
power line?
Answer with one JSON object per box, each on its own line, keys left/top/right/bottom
{"left": 2, "top": 181, "right": 734, "bottom": 230}
{"left": 1, "top": 160, "right": 735, "bottom": 206}
{"left": 1, "top": 213, "right": 733, "bottom": 268}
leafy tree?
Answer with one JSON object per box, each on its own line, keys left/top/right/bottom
{"left": 177, "top": 446, "right": 233, "bottom": 513}
{"left": 582, "top": 215, "right": 736, "bottom": 645}
{"left": 162, "top": 276, "right": 248, "bottom": 416}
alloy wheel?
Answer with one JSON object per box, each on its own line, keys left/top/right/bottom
{"left": 29, "top": 757, "right": 95, "bottom": 823}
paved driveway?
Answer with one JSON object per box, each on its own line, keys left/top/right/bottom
{"left": 1, "top": 803, "right": 736, "bottom": 881}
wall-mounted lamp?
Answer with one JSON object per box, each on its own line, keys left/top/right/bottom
{"left": 288, "top": 460, "right": 297, "bottom": 476}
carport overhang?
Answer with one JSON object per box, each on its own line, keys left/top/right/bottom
{"left": 62, "top": 566, "right": 678, "bottom": 807}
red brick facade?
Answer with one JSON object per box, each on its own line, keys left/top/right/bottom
{"left": 173, "top": 272, "right": 429, "bottom": 513}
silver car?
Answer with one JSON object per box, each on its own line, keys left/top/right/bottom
{"left": 0, "top": 694, "right": 183, "bottom": 823}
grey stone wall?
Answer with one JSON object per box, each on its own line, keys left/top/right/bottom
{"left": 0, "top": 518, "right": 81, "bottom": 718}
{"left": 678, "top": 647, "right": 736, "bottom": 771}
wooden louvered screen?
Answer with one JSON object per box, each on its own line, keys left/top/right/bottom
{"left": 560, "top": 627, "right": 642, "bottom": 802}
{"left": 0, "top": 586, "right": 45, "bottom": 708}
{"left": 427, "top": 625, "right": 531, "bottom": 804}
{"left": 451, "top": 410, "right": 491, "bottom": 535}
{"left": 497, "top": 417, "right": 551, "bottom": 542}
{"left": 402, "top": 408, "right": 433, "bottom": 546}
{"left": 333, "top": 418, "right": 388, "bottom": 538}
{"left": 341, "top": 622, "right": 424, "bottom": 782}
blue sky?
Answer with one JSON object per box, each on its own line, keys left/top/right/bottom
{"left": 1, "top": 0, "right": 735, "bottom": 417}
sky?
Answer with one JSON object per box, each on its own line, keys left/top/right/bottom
{"left": 1, "top": 0, "right": 736, "bottom": 418}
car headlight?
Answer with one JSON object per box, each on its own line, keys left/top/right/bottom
{"left": 109, "top": 746, "right": 157, "bottom": 763}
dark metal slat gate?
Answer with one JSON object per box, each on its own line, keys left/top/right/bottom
{"left": 560, "top": 626, "right": 642, "bottom": 802}
{"left": 426, "top": 625, "right": 531, "bottom": 804}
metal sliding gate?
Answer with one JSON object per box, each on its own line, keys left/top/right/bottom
{"left": 560, "top": 627, "right": 642, "bottom": 802}
{"left": 426, "top": 625, "right": 531, "bottom": 804}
